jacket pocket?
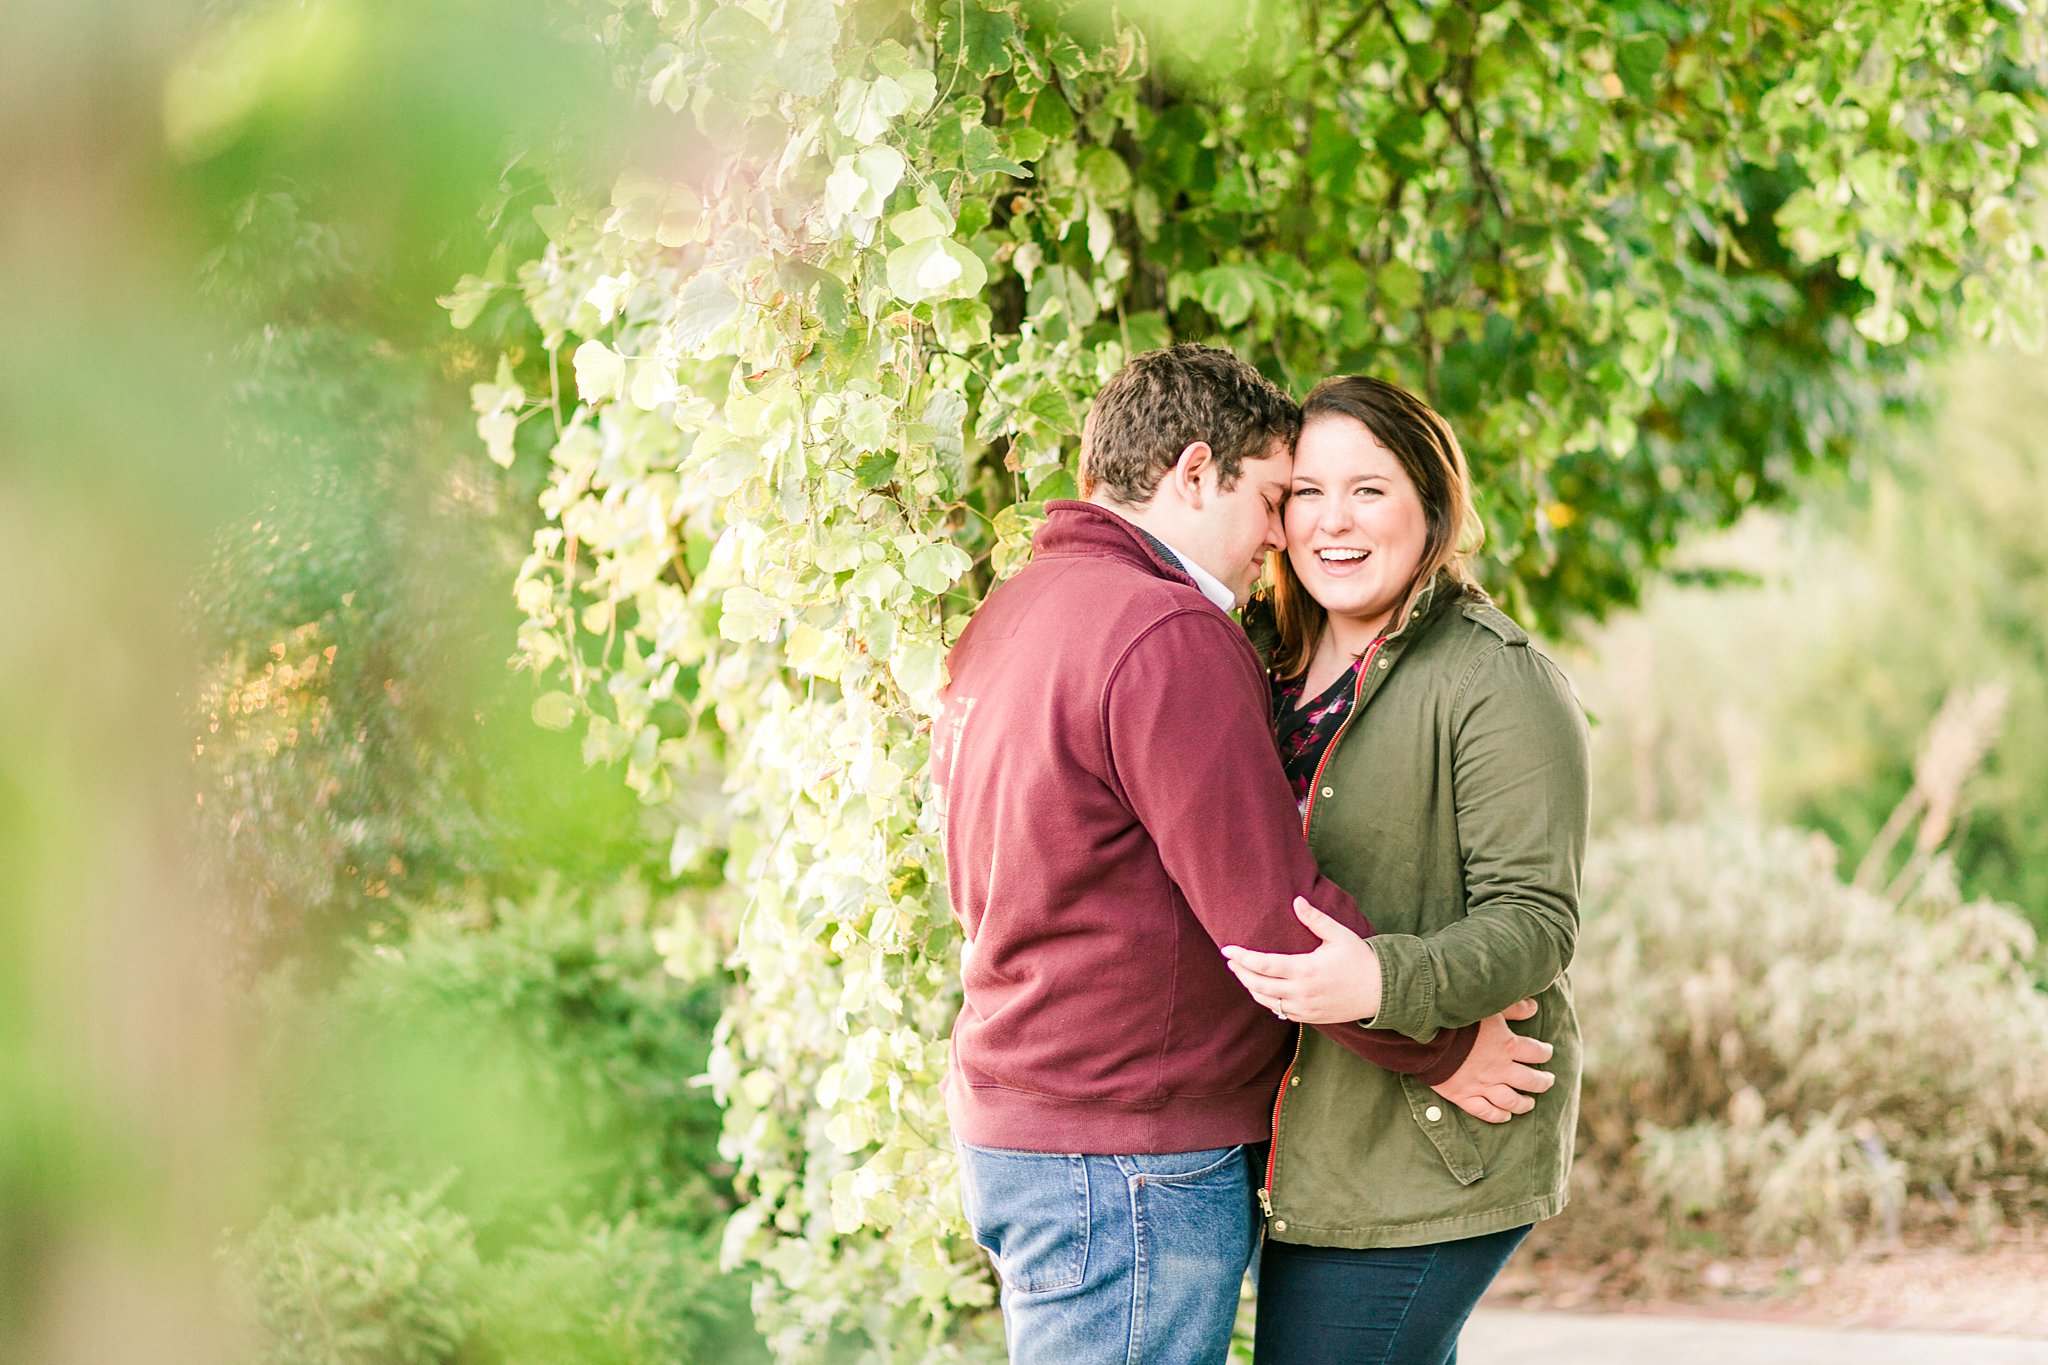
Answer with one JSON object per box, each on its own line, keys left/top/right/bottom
{"left": 1400, "top": 1075, "right": 1485, "bottom": 1186}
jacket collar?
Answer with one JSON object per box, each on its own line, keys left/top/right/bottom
{"left": 1031, "top": 499, "right": 1206, "bottom": 596}
{"left": 1383, "top": 568, "right": 1464, "bottom": 647}
{"left": 1138, "top": 530, "right": 1237, "bottom": 611}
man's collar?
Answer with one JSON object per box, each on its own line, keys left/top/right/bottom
{"left": 1134, "top": 529, "right": 1237, "bottom": 613}
{"left": 1038, "top": 500, "right": 1239, "bottom": 612}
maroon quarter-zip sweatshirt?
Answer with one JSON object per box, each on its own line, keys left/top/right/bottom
{"left": 933, "top": 501, "right": 1476, "bottom": 1154}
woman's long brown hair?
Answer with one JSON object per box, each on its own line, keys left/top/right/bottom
{"left": 1268, "top": 376, "right": 1483, "bottom": 681}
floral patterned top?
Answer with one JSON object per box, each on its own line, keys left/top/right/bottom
{"left": 1271, "top": 656, "right": 1364, "bottom": 814}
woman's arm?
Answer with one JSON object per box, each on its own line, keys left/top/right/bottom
{"left": 1368, "top": 641, "right": 1591, "bottom": 1038}
{"left": 1223, "top": 640, "right": 1590, "bottom": 1040}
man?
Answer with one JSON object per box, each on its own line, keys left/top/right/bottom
{"left": 933, "top": 345, "right": 1548, "bottom": 1363}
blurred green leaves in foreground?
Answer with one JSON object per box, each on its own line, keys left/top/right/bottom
{"left": 3, "top": 1, "right": 763, "bottom": 1360}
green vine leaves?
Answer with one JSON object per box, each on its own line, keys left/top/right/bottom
{"left": 448, "top": 0, "right": 2047, "bottom": 1355}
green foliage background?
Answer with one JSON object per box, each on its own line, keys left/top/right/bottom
{"left": 1575, "top": 346, "right": 2048, "bottom": 933}
{"left": 1775, "top": 351, "right": 2048, "bottom": 923}
{"left": 436, "top": 0, "right": 2048, "bottom": 1354}
{"left": 227, "top": 882, "right": 761, "bottom": 1365}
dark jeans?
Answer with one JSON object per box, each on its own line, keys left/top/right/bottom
{"left": 1252, "top": 1223, "right": 1531, "bottom": 1365}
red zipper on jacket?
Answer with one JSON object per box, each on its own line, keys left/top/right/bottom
{"left": 1261, "top": 635, "right": 1387, "bottom": 1218}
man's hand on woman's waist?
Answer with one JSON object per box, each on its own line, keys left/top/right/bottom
{"left": 1429, "top": 998, "right": 1554, "bottom": 1123}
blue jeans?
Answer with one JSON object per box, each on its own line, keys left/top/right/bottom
{"left": 1252, "top": 1223, "right": 1531, "bottom": 1365}
{"left": 956, "top": 1141, "right": 1258, "bottom": 1365}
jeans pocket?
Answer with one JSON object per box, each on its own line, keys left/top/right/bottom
{"left": 1126, "top": 1144, "right": 1257, "bottom": 1318}
{"left": 957, "top": 1143, "right": 1090, "bottom": 1295}
{"left": 1121, "top": 1143, "right": 1245, "bottom": 1187}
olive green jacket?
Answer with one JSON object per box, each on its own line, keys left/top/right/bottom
{"left": 1246, "top": 573, "right": 1591, "bottom": 1248}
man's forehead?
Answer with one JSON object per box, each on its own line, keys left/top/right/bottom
{"left": 1246, "top": 440, "right": 1294, "bottom": 487}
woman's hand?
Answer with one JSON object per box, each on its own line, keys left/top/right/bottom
{"left": 1222, "top": 897, "right": 1384, "bottom": 1024}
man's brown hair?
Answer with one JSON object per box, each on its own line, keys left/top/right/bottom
{"left": 1269, "top": 375, "right": 1484, "bottom": 680}
{"left": 1079, "top": 344, "right": 1301, "bottom": 506}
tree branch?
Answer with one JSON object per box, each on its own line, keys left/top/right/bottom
{"left": 1424, "top": 60, "right": 1509, "bottom": 223}
{"left": 1323, "top": 0, "right": 1398, "bottom": 59}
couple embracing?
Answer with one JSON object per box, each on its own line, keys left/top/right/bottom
{"left": 932, "top": 344, "right": 1591, "bottom": 1365}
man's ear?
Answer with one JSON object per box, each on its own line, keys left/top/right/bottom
{"left": 1173, "top": 441, "right": 1215, "bottom": 506}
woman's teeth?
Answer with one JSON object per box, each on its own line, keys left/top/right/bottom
{"left": 1318, "top": 548, "right": 1367, "bottom": 563}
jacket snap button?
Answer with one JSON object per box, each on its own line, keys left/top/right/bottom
{"left": 1273, "top": 1219, "right": 1287, "bottom": 1232}
{"left": 1378, "top": 657, "right": 1390, "bottom": 669}
{"left": 1424, "top": 1105, "right": 1443, "bottom": 1122}
{"left": 1289, "top": 1075, "right": 1300, "bottom": 1086}
{"left": 1320, "top": 786, "right": 1333, "bottom": 798}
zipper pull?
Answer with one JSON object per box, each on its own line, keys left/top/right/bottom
{"left": 1257, "top": 1186, "right": 1273, "bottom": 1218}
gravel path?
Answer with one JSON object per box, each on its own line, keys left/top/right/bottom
{"left": 1461, "top": 1308, "right": 2048, "bottom": 1364}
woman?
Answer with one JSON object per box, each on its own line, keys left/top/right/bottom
{"left": 1224, "top": 376, "right": 1591, "bottom": 1365}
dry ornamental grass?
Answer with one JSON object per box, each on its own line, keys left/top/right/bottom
{"left": 1517, "top": 821, "right": 2048, "bottom": 1302}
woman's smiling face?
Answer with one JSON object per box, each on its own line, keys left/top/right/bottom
{"left": 1283, "top": 414, "right": 1429, "bottom": 639}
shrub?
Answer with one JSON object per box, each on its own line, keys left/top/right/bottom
{"left": 228, "top": 1198, "right": 758, "bottom": 1365}
{"left": 256, "top": 876, "right": 727, "bottom": 1237}
{"left": 470, "top": 1215, "right": 752, "bottom": 1365}
{"left": 1563, "top": 821, "right": 2048, "bottom": 1260}
{"left": 233, "top": 878, "right": 758, "bottom": 1361}
{"left": 226, "top": 1190, "right": 478, "bottom": 1365}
